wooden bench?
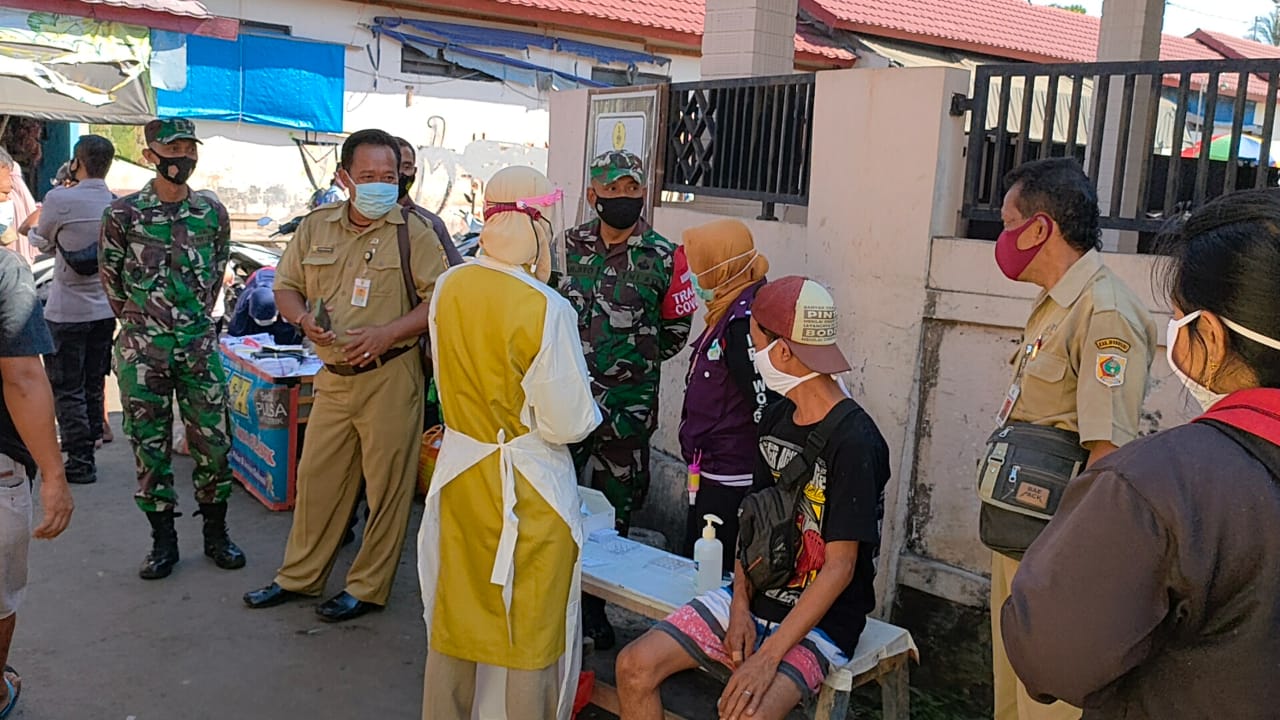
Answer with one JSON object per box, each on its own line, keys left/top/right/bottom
{"left": 581, "top": 533, "right": 917, "bottom": 720}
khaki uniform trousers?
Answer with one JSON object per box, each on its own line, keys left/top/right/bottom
{"left": 422, "top": 651, "right": 558, "bottom": 720}
{"left": 274, "top": 350, "right": 423, "bottom": 605}
{"left": 991, "top": 552, "right": 1081, "bottom": 720}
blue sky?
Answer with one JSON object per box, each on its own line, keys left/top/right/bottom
{"left": 1030, "top": 0, "right": 1278, "bottom": 38}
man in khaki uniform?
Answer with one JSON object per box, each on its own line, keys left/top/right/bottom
{"left": 987, "top": 159, "right": 1157, "bottom": 720}
{"left": 244, "top": 129, "right": 447, "bottom": 622}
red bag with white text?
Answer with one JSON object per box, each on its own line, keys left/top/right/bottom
{"left": 662, "top": 245, "right": 697, "bottom": 320}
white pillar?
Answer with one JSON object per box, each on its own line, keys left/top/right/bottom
{"left": 1095, "top": 0, "right": 1164, "bottom": 252}
{"left": 700, "top": 0, "right": 798, "bottom": 80}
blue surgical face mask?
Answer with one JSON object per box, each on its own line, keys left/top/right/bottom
{"left": 690, "top": 274, "right": 715, "bottom": 302}
{"left": 351, "top": 182, "right": 399, "bottom": 220}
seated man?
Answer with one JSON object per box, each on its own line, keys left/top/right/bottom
{"left": 227, "top": 267, "right": 301, "bottom": 345}
{"left": 615, "top": 276, "right": 890, "bottom": 720}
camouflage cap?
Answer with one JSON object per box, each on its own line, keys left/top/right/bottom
{"left": 590, "top": 150, "right": 645, "bottom": 185}
{"left": 144, "top": 118, "right": 201, "bottom": 146}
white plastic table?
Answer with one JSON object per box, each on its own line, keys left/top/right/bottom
{"left": 581, "top": 533, "right": 917, "bottom": 720}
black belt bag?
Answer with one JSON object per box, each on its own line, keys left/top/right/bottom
{"left": 977, "top": 423, "right": 1088, "bottom": 560}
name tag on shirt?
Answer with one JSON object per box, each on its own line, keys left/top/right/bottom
{"left": 352, "top": 278, "right": 371, "bottom": 308}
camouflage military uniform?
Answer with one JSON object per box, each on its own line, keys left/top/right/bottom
{"left": 101, "top": 181, "right": 233, "bottom": 513}
{"left": 558, "top": 216, "right": 690, "bottom": 526}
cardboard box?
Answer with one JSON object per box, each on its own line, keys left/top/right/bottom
{"left": 578, "top": 486, "right": 616, "bottom": 537}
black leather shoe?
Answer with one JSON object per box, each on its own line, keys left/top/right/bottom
{"left": 243, "top": 582, "right": 307, "bottom": 609}
{"left": 316, "top": 591, "right": 381, "bottom": 623}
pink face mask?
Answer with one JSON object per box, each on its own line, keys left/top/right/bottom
{"left": 995, "top": 213, "right": 1052, "bottom": 281}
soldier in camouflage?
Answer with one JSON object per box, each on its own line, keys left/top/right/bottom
{"left": 558, "top": 150, "right": 692, "bottom": 649}
{"left": 100, "top": 118, "right": 246, "bottom": 580}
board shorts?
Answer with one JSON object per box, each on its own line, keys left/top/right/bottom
{"left": 655, "top": 587, "right": 849, "bottom": 700}
{"left": 0, "top": 455, "right": 32, "bottom": 620}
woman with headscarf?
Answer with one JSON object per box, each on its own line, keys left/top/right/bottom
{"left": 418, "top": 166, "right": 601, "bottom": 720}
{"left": 678, "top": 219, "right": 774, "bottom": 567}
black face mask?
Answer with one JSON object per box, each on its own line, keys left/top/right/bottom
{"left": 399, "top": 173, "right": 415, "bottom": 200}
{"left": 155, "top": 154, "right": 197, "bottom": 186}
{"left": 594, "top": 195, "right": 644, "bottom": 230}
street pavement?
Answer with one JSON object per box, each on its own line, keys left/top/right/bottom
{"left": 10, "top": 403, "right": 793, "bottom": 719}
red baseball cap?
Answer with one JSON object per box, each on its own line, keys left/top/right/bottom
{"left": 752, "top": 276, "right": 851, "bottom": 374}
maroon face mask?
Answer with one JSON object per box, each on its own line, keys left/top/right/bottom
{"left": 995, "top": 213, "right": 1051, "bottom": 280}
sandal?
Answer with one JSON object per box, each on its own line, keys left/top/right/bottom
{"left": 0, "top": 666, "right": 21, "bottom": 719}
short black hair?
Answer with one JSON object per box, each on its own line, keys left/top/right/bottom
{"left": 1004, "top": 158, "right": 1102, "bottom": 253}
{"left": 340, "top": 129, "right": 401, "bottom": 173}
{"left": 75, "top": 134, "right": 114, "bottom": 178}
{"left": 1158, "top": 188, "right": 1280, "bottom": 389}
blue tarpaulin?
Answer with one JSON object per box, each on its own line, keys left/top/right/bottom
{"left": 157, "top": 33, "right": 344, "bottom": 133}
{"left": 373, "top": 17, "right": 668, "bottom": 68}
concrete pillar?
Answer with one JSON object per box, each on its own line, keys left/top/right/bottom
{"left": 700, "top": 0, "right": 798, "bottom": 80}
{"left": 805, "top": 67, "right": 973, "bottom": 616}
{"left": 1094, "top": 0, "right": 1164, "bottom": 252}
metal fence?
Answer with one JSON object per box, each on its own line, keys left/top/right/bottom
{"left": 960, "top": 59, "right": 1280, "bottom": 242}
{"left": 664, "top": 74, "right": 816, "bottom": 218}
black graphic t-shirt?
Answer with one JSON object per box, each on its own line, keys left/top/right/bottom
{"left": 748, "top": 397, "right": 891, "bottom": 655}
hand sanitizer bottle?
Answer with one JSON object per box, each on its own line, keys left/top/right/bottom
{"left": 694, "top": 514, "right": 724, "bottom": 594}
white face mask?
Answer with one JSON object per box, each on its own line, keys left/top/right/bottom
{"left": 753, "top": 340, "right": 819, "bottom": 396}
{"left": 1166, "top": 310, "right": 1280, "bottom": 411}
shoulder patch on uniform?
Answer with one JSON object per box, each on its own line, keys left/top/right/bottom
{"left": 1095, "top": 353, "right": 1127, "bottom": 388}
{"left": 1095, "top": 337, "right": 1131, "bottom": 353}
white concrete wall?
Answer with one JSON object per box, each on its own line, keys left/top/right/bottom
{"left": 549, "top": 67, "right": 1203, "bottom": 609}
{"left": 188, "top": 0, "right": 683, "bottom": 221}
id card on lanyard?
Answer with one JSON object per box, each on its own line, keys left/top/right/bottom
{"left": 351, "top": 238, "right": 381, "bottom": 308}
{"left": 996, "top": 336, "right": 1042, "bottom": 427}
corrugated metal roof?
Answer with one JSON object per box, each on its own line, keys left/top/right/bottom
{"left": 78, "top": 0, "right": 212, "bottom": 19}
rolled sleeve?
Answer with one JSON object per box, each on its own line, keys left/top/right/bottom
{"left": 407, "top": 217, "right": 447, "bottom": 305}
{"left": 273, "top": 223, "right": 309, "bottom": 296}
{"left": 1076, "top": 310, "right": 1150, "bottom": 446}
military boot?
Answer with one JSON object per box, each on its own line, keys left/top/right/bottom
{"left": 197, "top": 503, "right": 246, "bottom": 570}
{"left": 139, "top": 511, "right": 180, "bottom": 580}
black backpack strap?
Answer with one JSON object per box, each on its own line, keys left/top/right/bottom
{"left": 776, "top": 399, "right": 861, "bottom": 490}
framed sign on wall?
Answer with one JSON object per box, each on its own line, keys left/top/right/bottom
{"left": 578, "top": 85, "right": 667, "bottom": 226}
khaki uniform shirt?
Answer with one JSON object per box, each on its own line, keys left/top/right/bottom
{"left": 1006, "top": 250, "right": 1157, "bottom": 447}
{"left": 274, "top": 202, "right": 447, "bottom": 366}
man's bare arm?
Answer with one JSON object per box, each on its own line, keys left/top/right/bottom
{"left": 0, "top": 356, "right": 73, "bottom": 538}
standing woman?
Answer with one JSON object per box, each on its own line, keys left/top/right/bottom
{"left": 679, "top": 219, "right": 774, "bottom": 567}
{"left": 1001, "top": 188, "right": 1280, "bottom": 718}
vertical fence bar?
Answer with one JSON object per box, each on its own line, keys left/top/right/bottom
{"left": 1194, "top": 72, "right": 1221, "bottom": 206}
{"left": 1257, "top": 70, "right": 1280, "bottom": 190}
{"left": 1110, "top": 74, "right": 1137, "bottom": 214}
{"left": 1134, "top": 71, "right": 1164, "bottom": 225}
{"left": 1165, "top": 72, "right": 1192, "bottom": 217}
{"left": 1041, "top": 73, "right": 1061, "bottom": 159}
{"left": 1014, "top": 74, "right": 1037, "bottom": 168}
{"left": 963, "top": 70, "right": 992, "bottom": 229}
{"left": 1224, "top": 71, "right": 1249, "bottom": 194}
{"left": 1087, "top": 73, "right": 1111, "bottom": 183}
{"left": 1065, "top": 74, "right": 1084, "bottom": 157}
{"left": 776, "top": 83, "right": 795, "bottom": 197}
{"left": 798, "top": 80, "right": 815, "bottom": 198}
{"left": 992, "top": 75, "right": 1014, "bottom": 210}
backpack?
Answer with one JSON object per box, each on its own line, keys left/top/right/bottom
{"left": 737, "top": 399, "right": 860, "bottom": 592}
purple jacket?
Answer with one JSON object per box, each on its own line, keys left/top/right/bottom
{"left": 678, "top": 280, "right": 770, "bottom": 484}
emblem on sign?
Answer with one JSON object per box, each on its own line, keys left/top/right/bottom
{"left": 1095, "top": 353, "right": 1128, "bottom": 387}
{"left": 613, "top": 121, "right": 627, "bottom": 151}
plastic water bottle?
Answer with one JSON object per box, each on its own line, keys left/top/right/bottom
{"left": 694, "top": 514, "right": 724, "bottom": 594}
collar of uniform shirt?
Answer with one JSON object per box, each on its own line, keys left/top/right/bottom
{"left": 1047, "top": 248, "right": 1103, "bottom": 309}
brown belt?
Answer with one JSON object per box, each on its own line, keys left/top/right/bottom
{"left": 323, "top": 346, "right": 413, "bottom": 377}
